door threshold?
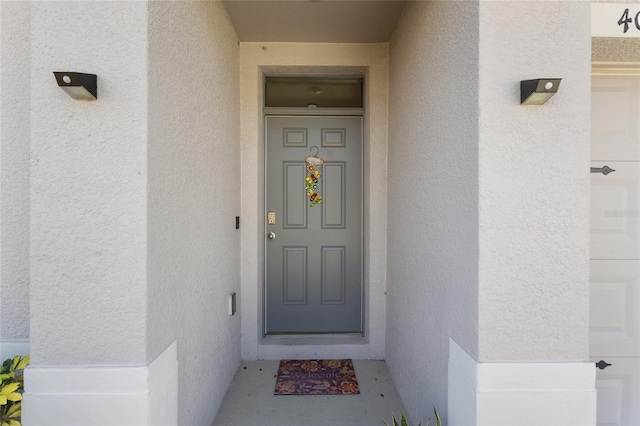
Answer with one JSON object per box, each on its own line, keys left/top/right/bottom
{"left": 261, "top": 333, "right": 366, "bottom": 346}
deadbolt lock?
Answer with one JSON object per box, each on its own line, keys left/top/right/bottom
{"left": 267, "top": 211, "right": 276, "bottom": 225}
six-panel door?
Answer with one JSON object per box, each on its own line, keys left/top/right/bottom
{"left": 265, "top": 116, "right": 363, "bottom": 334}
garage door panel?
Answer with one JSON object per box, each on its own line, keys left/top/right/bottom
{"left": 591, "top": 260, "right": 640, "bottom": 357}
{"left": 592, "top": 76, "right": 640, "bottom": 161}
{"left": 592, "top": 72, "right": 640, "bottom": 426}
{"left": 591, "top": 162, "right": 640, "bottom": 259}
{"left": 592, "top": 357, "right": 640, "bottom": 426}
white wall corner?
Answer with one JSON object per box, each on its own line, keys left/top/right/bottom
{"left": 448, "top": 338, "right": 478, "bottom": 426}
{"left": 23, "top": 341, "right": 178, "bottom": 426}
{"left": 148, "top": 341, "right": 178, "bottom": 426}
{"left": 0, "top": 340, "right": 30, "bottom": 361}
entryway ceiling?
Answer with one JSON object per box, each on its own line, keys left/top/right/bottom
{"left": 222, "top": 0, "right": 407, "bottom": 43}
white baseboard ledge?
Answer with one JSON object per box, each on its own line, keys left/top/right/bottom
{"left": 22, "top": 341, "right": 178, "bottom": 426}
{"left": 448, "top": 338, "right": 597, "bottom": 426}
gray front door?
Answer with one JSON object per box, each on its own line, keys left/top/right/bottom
{"left": 265, "top": 116, "right": 363, "bottom": 334}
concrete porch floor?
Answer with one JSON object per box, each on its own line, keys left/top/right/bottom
{"left": 213, "top": 360, "right": 408, "bottom": 426}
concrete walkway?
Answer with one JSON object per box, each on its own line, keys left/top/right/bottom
{"left": 213, "top": 360, "right": 407, "bottom": 426}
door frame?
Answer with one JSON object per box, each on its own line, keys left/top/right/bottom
{"left": 263, "top": 113, "right": 365, "bottom": 335}
{"left": 239, "top": 52, "right": 390, "bottom": 360}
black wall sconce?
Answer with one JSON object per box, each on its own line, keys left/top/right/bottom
{"left": 53, "top": 72, "right": 97, "bottom": 100}
{"left": 520, "top": 79, "right": 561, "bottom": 105}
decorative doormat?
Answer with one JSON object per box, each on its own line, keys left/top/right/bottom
{"left": 274, "top": 359, "right": 360, "bottom": 395}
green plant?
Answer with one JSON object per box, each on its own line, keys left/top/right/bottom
{"left": 386, "top": 413, "right": 415, "bottom": 426}
{"left": 0, "top": 355, "right": 30, "bottom": 426}
{"left": 385, "top": 408, "right": 442, "bottom": 426}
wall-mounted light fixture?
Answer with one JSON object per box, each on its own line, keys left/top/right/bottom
{"left": 520, "top": 78, "right": 561, "bottom": 105}
{"left": 53, "top": 72, "right": 97, "bottom": 100}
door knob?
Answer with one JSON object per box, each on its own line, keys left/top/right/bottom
{"left": 267, "top": 232, "right": 276, "bottom": 240}
{"left": 595, "top": 360, "right": 612, "bottom": 370}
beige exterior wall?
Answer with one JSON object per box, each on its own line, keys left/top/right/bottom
{"left": 0, "top": 1, "right": 31, "bottom": 349}
{"left": 147, "top": 2, "right": 241, "bottom": 424}
{"left": 477, "top": 0, "right": 592, "bottom": 361}
{"left": 20, "top": 2, "right": 241, "bottom": 424}
{"left": 387, "top": 1, "right": 480, "bottom": 422}
{"left": 29, "top": 0, "right": 149, "bottom": 366}
{"left": 389, "top": 1, "right": 593, "bottom": 423}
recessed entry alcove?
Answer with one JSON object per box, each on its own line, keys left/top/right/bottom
{"left": 240, "top": 59, "right": 387, "bottom": 361}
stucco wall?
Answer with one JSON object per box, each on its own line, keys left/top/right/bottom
{"left": 239, "top": 43, "right": 388, "bottom": 360}
{"left": 0, "top": 1, "right": 31, "bottom": 343}
{"left": 147, "top": 2, "right": 241, "bottom": 424}
{"left": 29, "top": 1, "right": 148, "bottom": 365}
{"left": 477, "top": 0, "right": 591, "bottom": 361}
{"left": 387, "top": 1, "right": 480, "bottom": 423}
{"left": 593, "top": 38, "right": 640, "bottom": 62}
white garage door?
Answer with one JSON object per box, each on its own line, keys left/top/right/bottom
{"left": 591, "top": 73, "right": 640, "bottom": 426}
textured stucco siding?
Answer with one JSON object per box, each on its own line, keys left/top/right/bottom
{"left": 593, "top": 38, "right": 640, "bottom": 62}
{"left": 29, "top": 1, "right": 148, "bottom": 365}
{"left": 0, "top": 1, "right": 31, "bottom": 342}
{"left": 387, "top": 2, "right": 480, "bottom": 423}
{"left": 147, "top": 2, "right": 241, "bottom": 424}
{"left": 477, "top": 1, "right": 591, "bottom": 361}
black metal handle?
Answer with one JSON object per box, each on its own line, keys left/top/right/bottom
{"left": 591, "top": 166, "right": 616, "bottom": 175}
{"left": 596, "top": 360, "right": 612, "bottom": 370}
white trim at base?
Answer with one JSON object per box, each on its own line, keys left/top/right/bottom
{"left": 448, "top": 338, "right": 597, "bottom": 426}
{"left": 448, "top": 338, "right": 477, "bottom": 425}
{"left": 23, "top": 341, "right": 178, "bottom": 426}
{"left": 0, "top": 340, "right": 30, "bottom": 361}
{"left": 258, "top": 343, "right": 373, "bottom": 360}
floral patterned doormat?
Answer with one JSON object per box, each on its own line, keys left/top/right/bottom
{"left": 274, "top": 359, "right": 360, "bottom": 395}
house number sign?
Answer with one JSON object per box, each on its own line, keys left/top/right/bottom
{"left": 618, "top": 8, "right": 640, "bottom": 34}
{"left": 592, "top": 4, "right": 640, "bottom": 38}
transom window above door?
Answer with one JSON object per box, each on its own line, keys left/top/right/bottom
{"left": 264, "top": 77, "right": 363, "bottom": 108}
